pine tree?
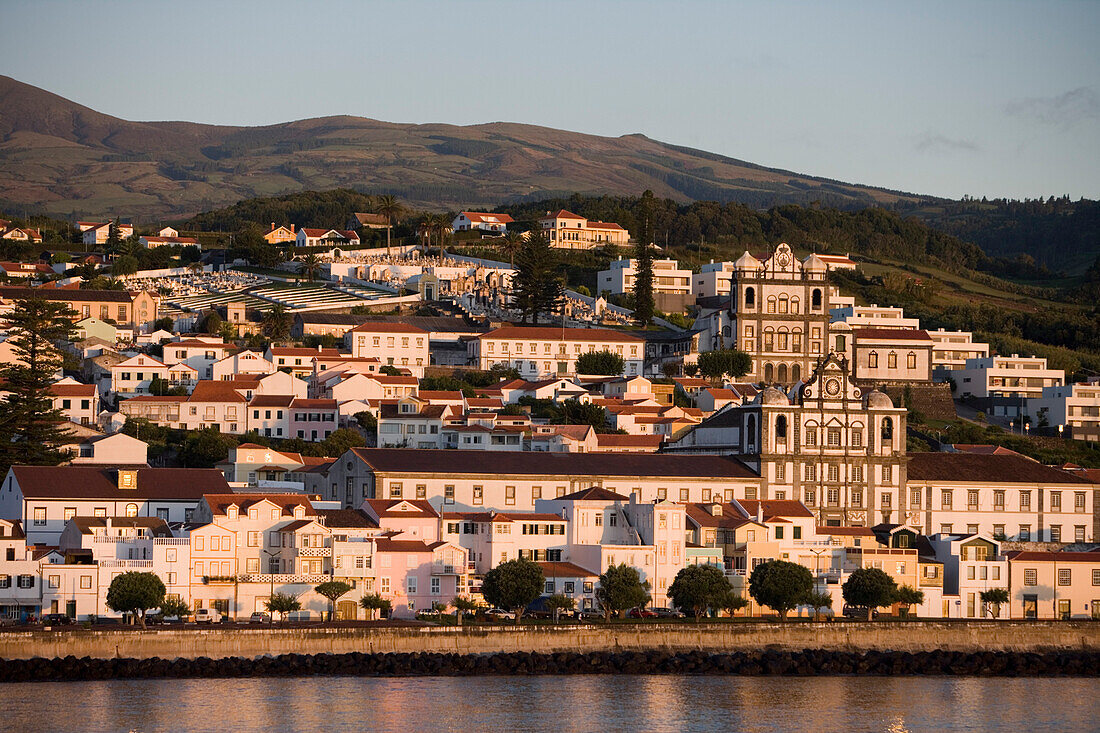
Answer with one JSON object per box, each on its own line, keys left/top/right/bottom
{"left": 632, "top": 190, "right": 656, "bottom": 327}
{"left": 511, "top": 229, "right": 563, "bottom": 324}
{"left": 0, "top": 297, "right": 77, "bottom": 475}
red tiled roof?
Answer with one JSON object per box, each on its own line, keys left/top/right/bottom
{"left": 541, "top": 209, "right": 584, "bottom": 220}
{"left": 375, "top": 538, "right": 434, "bottom": 553}
{"left": 188, "top": 381, "right": 247, "bottom": 403}
{"left": 249, "top": 395, "right": 294, "bottom": 407}
{"left": 853, "top": 328, "right": 932, "bottom": 341}
{"left": 537, "top": 561, "right": 597, "bottom": 577}
{"left": 12, "top": 467, "right": 229, "bottom": 500}
{"left": 738, "top": 499, "right": 815, "bottom": 518}
{"left": 586, "top": 221, "right": 625, "bottom": 231}
{"left": 348, "top": 322, "right": 427, "bottom": 334}
{"left": 460, "top": 212, "right": 515, "bottom": 224}
{"left": 1005, "top": 551, "right": 1100, "bottom": 563}
{"left": 290, "top": 398, "right": 338, "bottom": 409}
{"left": 594, "top": 434, "right": 663, "bottom": 448}
{"left": 906, "top": 452, "right": 1091, "bottom": 484}
{"left": 364, "top": 499, "right": 439, "bottom": 518}
{"left": 48, "top": 383, "right": 97, "bottom": 397}
{"left": 202, "top": 492, "right": 315, "bottom": 517}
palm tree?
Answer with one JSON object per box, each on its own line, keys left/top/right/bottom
{"left": 500, "top": 230, "right": 524, "bottom": 269}
{"left": 299, "top": 253, "right": 322, "bottom": 282}
{"left": 375, "top": 194, "right": 405, "bottom": 256}
{"left": 421, "top": 213, "right": 445, "bottom": 255}
{"left": 434, "top": 217, "right": 451, "bottom": 256}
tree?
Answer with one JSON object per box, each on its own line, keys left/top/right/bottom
{"left": 748, "top": 560, "right": 813, "bottom": 620}
{"left": 105, "top": 219, "right": 122, "bottom": 252}
{"left": 894, "top": 585, "right": 925, "bottom": 618}
{"left": 321, "top": 427, "right": 366, "bottom": 455}
{"left": 510, "top": 229, "right": 563, "bottom": 324}
{"left": 719, "top": 589, "right": 749, "bottom": 618}
{"left": 499, "top": 230, "right": 524, "bottom": 268}
{"left": 262, "top": 304, "right": 292, "bottom": 342}
{"left": 0, "top": 297, "right": 77, "bottom": 475}
{"left": 544, "top": 593, "right": 575, "bottom": 623}
{"left": 576, "top": 350, "right": 626, "bottom": 376}
{"left": 596, "top": 563, "right": 651, "bottom": 620}
{"left": 451, "top": 595, "right": 478, "bottom": 626}
{"left": 158, "top": 597, "right": 192, "bottom": 620}
{"left": 375, "top": 194, "right": 405, "bottom": 256}
{"left": 111, "top": 254, "right": 139, "bottom": 277}
{"left": 805, "top": 590, "right": 834, "bottom": 622}
{"left": 105, "top": 572, "right": 165, "bottom": 627}
{"left": 266, "top": 592, "right": 301, "bottom": 620}
{"left": 980, "top": 588, "right": 1010, "bottom": 619}
{"left": 480, "top": 557, "right": 544, "bottom": 623}
{"left": 152, "top": 316, "right": 174, "bottom": 333}
{"left": 667, "top": 564, "right": 736, "bottom": 621}
{"left": 299, "top": 252, "right": 322, "bottom": 282}
{"left": 842, "top": 567, "right": 898, "bottom": 621}
{"left": 632, "top": 189, "right": 657, "bottom": 327}
{"left": 379, "top": 365, "right": 403, "bottom": 376}
{"left": 314, "top": 580, "right": 354, "bottom": 621}
{"left": 178, "top": 426, "right": 237, "bottom": 467}
{"left": 697, "top": 349, "right": 753, "bottom": 383}
{"left": 359, "top": 592, "right": 391, "bottom": 621}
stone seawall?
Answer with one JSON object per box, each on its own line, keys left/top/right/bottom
{"left": 0, "top": 621, "right": 1097, "bottom": 662}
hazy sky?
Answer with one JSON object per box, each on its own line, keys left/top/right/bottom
{"left": 3, "top": 0, "right": 1098, "bottom": 200}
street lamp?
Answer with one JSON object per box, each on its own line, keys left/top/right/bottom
{"left": 262, "top": 549, "right": 278, "bottom": 624}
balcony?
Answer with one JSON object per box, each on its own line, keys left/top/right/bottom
{"left": 298, "top": 546, "right": 331, "bottom": 557}
{"left": 237, "top": 573, "right": 329, "bottom": 584}
{"left": 153, "top": 538, "right": 190, "bottom": 546}
{"left": 99, "top": 560, "right": 152, "bottom": 569}
{"left": 202, "top": 575, "right": 237, "bottom": 585}
{"left": 432, "top": 563, "right": 462, "bottom": 575}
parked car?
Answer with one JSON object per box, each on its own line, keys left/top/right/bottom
{"left": 91, "top": 616, "right": 121, "bottom": 626}
{"left": 194, "top": 608, "right": 226, "bottom": 624}
{"left": 628, "top": 607, "right": 658, "bottom": 619}
{"left": 525, "top": 596, "right": 577, "bottom": 620}
{"left": 249, "top": 612, "right": 272, "bottom": 624}
{"left": 842, "top": 604, "right": 880, "bottom": 620}
{"left": 484, "top": 608, "right": 515, "bottom": 621}
{"left": 651, "top": 607, "right": 685, "bottom": 619}
{"left": 43, "top": 613, "right": 74, "bottom": 626}
{"left": 285, "top": 610, "right": 319, "bottom": 623}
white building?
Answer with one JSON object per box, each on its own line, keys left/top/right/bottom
{"left": 471, "top": 326, "right": 644, "bottom": 379}
{"left": 928, "top": 329, "right": 990, "bottom": 371}
{"left": 451, "top": 212, "right": 514, "bottom": 234}
{"left": 1026, "top": 382, "right": 1100, "bottom": 440}
{"left": 954, "top": 355, "right": 1064, "bottom": 401}
{"left": 345, "top": 323, "right": 429, "bottom": 377}
{"left": 538, "top": 210, "right": 629, "bottom": 250}
{"left": 109, "top": 354, "right": 169, "bottom": 397}
{"left": 597, "top": 258, "right": 691, "bottom": 296}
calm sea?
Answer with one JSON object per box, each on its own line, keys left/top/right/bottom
{"left": 0, "top": 675, "right": 1095, "bottom": 732}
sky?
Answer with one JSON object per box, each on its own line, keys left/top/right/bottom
{"left": 2, "top": 0, "right": 1098, "bottom": 200}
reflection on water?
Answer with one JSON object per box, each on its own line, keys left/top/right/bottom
{"left": 0, "top": 675, "right": 1095, "bottom": 732}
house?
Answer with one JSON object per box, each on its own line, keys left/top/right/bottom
{"left": 538, "top": 210, "right": 629, "bottom": 250}
{"left": 49, "top": 379, "right": 100, "bottom": 425}
{"left": 377, "top": 398, "right": 449, "bottom": 448}
{"left": 263, "top": 224, "right": 296, "bottom": 245}
{"left": 266, "top": 346, "right": 344, "bottom": 378}
{"left": 210, "top": 350, "right": 274, "bottom": 381}
{"left": 109, "top": 354, "right": 169, "bottom": 397}
{"left": 69, "top": 432, "right": 149, "bottom": 466}
{"left": 345, "top": 322, "right": 429, "bottom": 377}
{"left": 139, "top": 230, "right": 200, "bottom": 248}
{"left": 347, "top": 213, "right": 390, "bottom": 231}
{"left": 451, "top": 212, "right": 513, "bottom": 234}
{"left": 851, "top": 328, "right": 934, "bottom": 384}
{"left": 471, "top": 326, "right": 644, "bottom": 379}
{"left": 247, "top": 395, "right": 293, "bottom": 439}
{"left": 179, "top": 381, "right": 249, "bottom": 433}
{"left": 73, "top": 317, "right": 117, "bottom": 343}
{"left": 953, "top": 355, "right": 1065, "bottom": 418}
{"left": 162, "top": 338, "right": 232, "bottom": 380}
{"left": 79, "top": 221, "right": 134, "bottom": 246}
{"left": 1005, "top": 550, "right": 1100, "bottom": 620}
{"left": 928, "top": 328, "right": 990, "bottom": 371}
{"left": 598, "top": 258, "right": 691, "bottom": 296}
{"left": 0, "top": 261, "right": 52, "bottom": 278}
{"left": 0, "top": 228, "right": 43, "bottom": 245}
{"left": 295, "top": 228, "right": 360, "bottom": 248}
{"left": 289, "top": 398, "right": 338, "bottom": 441}
{"left": 0, "top": 465, "right": 230, "bottom": 544}
{"left": 1026, "top": 382, "right": 1100, "bottom": 442}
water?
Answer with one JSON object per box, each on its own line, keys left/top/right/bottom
{"left": 0, "top": 676, "right": 1095, "bottom": 732}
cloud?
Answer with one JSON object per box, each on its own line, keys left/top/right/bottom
{"left": 1005, "top": 86, "right": 1100, "bottom": 127}
{"left": 913, "top": 133, "right": 980, "bottom": 155}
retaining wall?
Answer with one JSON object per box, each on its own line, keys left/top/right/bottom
{"left": 2, "top": 621, "right": 1097, "bottom": 661}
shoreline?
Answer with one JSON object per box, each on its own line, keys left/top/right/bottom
{"left": 1, "top": 649, "right": 1097, "bottom": 682}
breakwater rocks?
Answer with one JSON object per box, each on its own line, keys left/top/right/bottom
{"left": 2, "top": 649, "right": 1098, "bottom": 682}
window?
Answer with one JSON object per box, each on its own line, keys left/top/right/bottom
{"left": 1023, "top": 568, "right": 1038, "bottom": 586}
{"left": 389, "top": 482, "right": 403, "bottom": 499}
{"left": 1092, "top": 569, "right": 1100, "bottom": 586}
{"left": 125, "top": 503, "right": 138, "bottom": 518}
{"left": 941, "top": 491, "right": 952, "bottom": 510}
{"left": 827, "top": 428, "right": 841, "bottom": 447}
{"left": 827, "top": 464, "right": 838, "bottom": 482}
{"left": 1050, "top": 525, "right": 1061, "bottom": 542}
{"left": 1020, "top": 491, "right": 1031, "bottom": 510}
{"left": 804, "top": 464, "right": 816, "bottom": 482}
{"left": 907, "top": 353, "right": 917, "bottom": 370}
{"left": 774, "top": 526, "right": 783, "bottom": 540}
{"left": 33, "top": 507, "right": 46, "bottom": 526}
{"left": 431, "top": 577, "right": 440, "bottom": 595}
{"left": 18, "top": 575, "right": 35, "bottom": 589}
{"left": 80, "top": 575, "right": 92, "bottom": 589}
{"left": 1058, "top": 569, "right": 1071, "bottom": 586}
{"left": 1019, "top": 525, "right": 1031, "bottom": 541}
{"left": 505, "top": 486, "right": 515, "bottom": 506}
{"left": 1075, "top": 492, "right": 1087, "bottom": 512}
{"left": 967, "top": 491, "right": 979, "bottom": 509}
{"left": 473, "top": 486, "right": 483, "bottom": 505}
{"left": 993, "top": 491, "right": 1005, "bottom": 510}
{"left": 444, "top": 485, "right": 455, "bottom": 505}
{"left": 1050, "top": 492, "right": 1062, "bottom": 511}
{"left": 868, "top": 351, "right": 878, "bottom": 369}
{"left": 887, "top": 352, "right": 897, "bottom": 369}
{"left": 1076, "top": 526, "right": 1086, "bottom": 543}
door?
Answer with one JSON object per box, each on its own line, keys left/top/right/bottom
{"left": 65, "top": 600, "right": 76, "bottom": 618}
{"left": 1023, "top": 595, "right": 1037, "bottom": 619}
{"left": 1057, "top": 599, "right": 1071, "bottom": 620}
{"left": 337, "top": 600, "right": 357, "bottom": 621}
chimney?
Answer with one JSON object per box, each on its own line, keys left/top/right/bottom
{"left": 291, "top": 224, "right": 296, "bottom": 233}
{"left": 755, "top": 503, "right": 762, "bottom": 523}
{"left": 270, "top": 222, "right": 275, "bottom": 232}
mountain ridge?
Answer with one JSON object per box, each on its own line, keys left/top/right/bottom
{"left": 0, "top": 75, "right": 931, "bottom": 221}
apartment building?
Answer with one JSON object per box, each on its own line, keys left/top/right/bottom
{"left": 954, "top": 355, "right": 1064, "bottom": 403}
{"left": 1026, "top": 382, "right": 1100, "bottom": 441}
{"left": 597, "top": 259, "right": 692, "bottom": 296}
{"left": 831, "top": 304, "right": 921, "bottom": 330}
{"left": 905, "top": 452, "right": 1097, "bottom": 542}
{"left": 928, "top": 328, "right": 990, "bottom": 371}
{"left": 317, "top": 447, "right": 759, "bottom": 513}
{"left": 0, "top": 287, "right": 158, "bottom": 330}
{"left": 1005, "top": 551, "right": 1100, "bottom": 620}
{"left": 471, "top": 326, "right": 644, "bottom": 379}
{"left": 345, "top": 323, "right": 429, "bottom": 377}
{"left": 538, "top": 210, "right": 629, "bottom": 250}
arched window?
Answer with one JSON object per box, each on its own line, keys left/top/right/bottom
{"left": 125, "top": 503, "right": 138, "bottom": 518}
{"left": 778, "top": 294, "right": 789, "bottom": 314}
{"left": 763, "top": 329, "right": 774, "bottom": 351}
{"left": 767, "top": 296, "right": 777, "bottom": 314}
{"left": 790, "top": 297, "right": 800, "bottom": 314}
{"left": 792, "top": 328, "right": 803, "bottom": 352}
{"left": 835, "top": 335, "right": 846, "bottom": 353}
{"left": 907, "top": 352, "right": 917, "bottom": 369}
{"left": 746, "top": 415, "right": 757, "bottom": 450}
{"left": 888, "top": 352, "right": 898, "bottom": 369}
{"left": 776, "top": 414, "right": 788, "bottom": 439}
{"left": 881, "top": 417, "right": 893, "bottom": 441}
{"left": 868, "top": 351, "right": 878, "bottom": 368}
{"left": 764, "top": 363, "right": 775, "bottom": 383}
{"left": 811, "top": 289, "right": 822, "bottom": 310}
{"left": 744, "top": 287, "right": 755, "bottom": 309}
{"left": 777, "top": 330, "right": 789, "bottom": 351}
{"left": 722, "top": 325, "right": 731, "bottom": 338}
{"left": 777, "top": 363, "right": 788, "bottom": 383}
{"left": 791, "top": 363, "right": 801, "bottom": 383}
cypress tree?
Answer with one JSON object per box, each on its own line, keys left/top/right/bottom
{"left": 633, "top": 190, "right": 656, "bottom": 327}
{"left": 0, "top": 297, "right": 77, "bottom": 475}
{"left": 511, "top": 229, "right": 564, "bottom": 324}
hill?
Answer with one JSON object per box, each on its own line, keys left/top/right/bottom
{"left": 0, "top": 75, "right": 929, "bottom": 222}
